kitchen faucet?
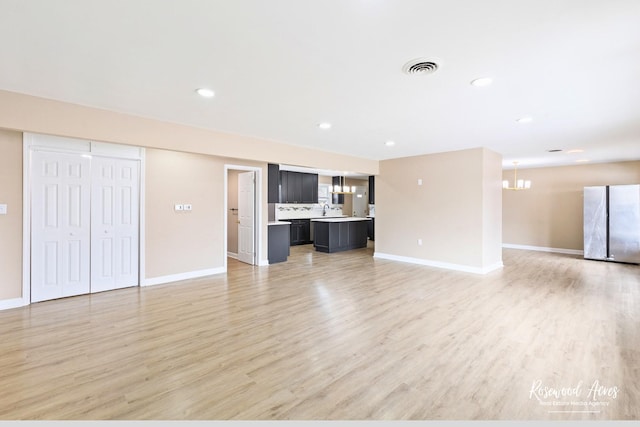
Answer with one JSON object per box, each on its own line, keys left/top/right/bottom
{"left": 322, "top": 203, "right": 330, "bottom": 216}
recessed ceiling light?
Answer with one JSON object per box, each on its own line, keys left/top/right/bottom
{"left": 576, "top": 159, "right": 590, "bottom": 163}
{"left": 470, "top": 77, "right": 493, "bottom": 87}
{"left": 195, "top": 88, "right": 215, "bottom": 98}
{"left": 516, "top": 116, "right": 533, "bottom": 124}
{"left": 318, "top": 122, "right": 332, "bottom": 130}
{"left": 385, "top": 140, "right": 396, "bottom": 147}
{"left": 567, "top": 149, "right": 584, "bottom": 154}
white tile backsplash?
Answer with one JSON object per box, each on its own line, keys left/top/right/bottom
{"left": 276, "top": 203, "right": 343, "bottom": 219}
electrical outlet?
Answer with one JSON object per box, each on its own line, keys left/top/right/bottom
{"left": 417, "top": 239, "right": 423, "bottom": 246}
{"left": 174, "top": 204, "right": 184, "bottom": 211}
{"left": 0, "top": 204, "right": 7, "bottom": 215}
{"left": 418, "top": 179, "right": 423, "bottom": 186}
{"left": 184, "top": 204, "right": 192, "bottom": 211}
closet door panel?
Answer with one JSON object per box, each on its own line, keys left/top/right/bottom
{"left": 91, "top": 157, "right": 140, "bottom": 292}
{"left": 31, "top": 151, "right": 91, "bottom": 302}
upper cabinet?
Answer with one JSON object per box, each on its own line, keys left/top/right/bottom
{"left": 368, "top": 176, "right": 375, "bottom": 204}
{"left": 301, "top": 172, "right": 318, "bottom": 203}
{"left": 268, "top": 164, "right": 280, "bottom": 203}
{"left": 268, "top": 165, "right": 318, "bottom": 204}
{"left": 332, "top": 176, "right": 344, "bottom": 204}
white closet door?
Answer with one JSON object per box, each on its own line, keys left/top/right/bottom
{"left": 31, "top": 151, "right": 91, "bottom": 302}
{"left": 91, "top": 157, "right": 140, "bottom": 292}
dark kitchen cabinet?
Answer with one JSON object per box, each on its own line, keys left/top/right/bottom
{"left": 290, "top": 219, "right": 311, "bottom": 245}
{"left": 268, "top": 223, "right": 290, "bottom": 264}
{"left": 302, "top": 173, "right": 318, "bottom": 203}
{"left": 368, "top": 175, "right": 375, "bottom": 204}
{"left": 313, "top": 220, "right": 370, "bottom": 253}
{"left": 367, "top": 217, "right": 375, "bottom": 241}
{"left": 268, "top": 164, "right": 280, "bottom": 203}
{"left": 279, "top": 171, "right": 318, "bottom": 203}
{"left": 332, "top": 176, "right": 344, "bottom": 204}
{"left": 285, "top": 171, "right": 303, "bottom": 203}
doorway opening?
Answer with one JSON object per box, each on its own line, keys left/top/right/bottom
{"left": 224, "top": 165, "right": 262, "bottom": 268}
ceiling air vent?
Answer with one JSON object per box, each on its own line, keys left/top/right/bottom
{"left": 403, "top": 58, "right": 440, "bottom": 75}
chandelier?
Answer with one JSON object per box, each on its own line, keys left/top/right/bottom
{"left": 331, "top": 176, "right": 356, "bottom": 194}
{"left": 502, "top": 161, "right": 531, "bottom": 190}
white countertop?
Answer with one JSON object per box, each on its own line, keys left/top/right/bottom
{"left": 311, "top": 217, "right": 372, "bottom": 223}
{"left": 278, "top": 215, "right": 347, "bottom": 220}
{"left": 268, "top": 221, "right": 291, "bottom": 226}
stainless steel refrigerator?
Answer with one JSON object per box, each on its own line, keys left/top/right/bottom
{"left": 584, "top": 184, "right": 640, "bottom": 263}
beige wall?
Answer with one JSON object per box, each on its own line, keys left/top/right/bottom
{"left": 503, "top": 160, "right": 640, "bottom": 250}
{"left": 482, "top": 148, "right": 503, "bottom": 266}
{"left": 319, "top": 175, "right": 333, "bottom": 185}
{"left": 376, "top": 147, "right": 502, "bottom": 271}
{"left": 227, "top": 170, "right": 240, "bottom": 254}
{"left": 0, "top": 129, "right": 23, "bottom": 300}
{"left": 145, "top": 149, "right": 268, "bottom": 279}
{"left": 0, "top": 90, "right": 378, "bottom": 175}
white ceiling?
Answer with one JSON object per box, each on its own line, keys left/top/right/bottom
{"left": 1, "top": 0, "right": 639, "bottom": 170}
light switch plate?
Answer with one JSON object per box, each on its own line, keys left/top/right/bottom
{"left": 184, "top": 204, "right": 192, "bottom": 211}
{"left": 0, "top": 204, "right": 6, "bottom": 215}
{"left": 174, "top": 204, "right": 184, "bottom": 211}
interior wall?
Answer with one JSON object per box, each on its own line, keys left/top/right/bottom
{"left": 0, "top": 129, "right": 23, "bottom": 300}
{"left": 0, "top": 90, "right": 378, "bottom": 175}
{"left": 145, "top": 149, "right": 268, "bottom": 279}
{"left": 482, "top": 148, "right": 503, "bottom": 267}
{"left": 227, "top": 170, "right": 240, "bottom": 255}
{"left": 319, "top": 175, "right": 333, "bottom": 185}
{"left": 503, "top": 160, "right": 640, "bottom": 250}
{"left": 376, "top": 147, "right": 501, "bottom": 271}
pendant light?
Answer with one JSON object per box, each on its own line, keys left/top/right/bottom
{"left": 330, "top": 176, "right": 355, "bottom": 194}
{"left": 502, "top": 161, "right": 532, "bottom": 190}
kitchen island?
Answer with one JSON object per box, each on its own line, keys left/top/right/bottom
{"left": 311, "top": 217, "right": 371, "bottom": 253}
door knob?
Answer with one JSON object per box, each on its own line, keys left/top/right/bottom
{"left": 237, "top": 220, "right": 241, "bottom": 224}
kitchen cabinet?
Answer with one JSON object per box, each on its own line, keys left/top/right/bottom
{"left": 268, "top": 164, "right": 280, "bottom": 203}
{"left": 290, "top": 219, "right": 312, "bottom": 245}
{"left": 302, "top": 173, "right": 318, "bottom": 203}
{"left": 332, "top": 176, "right": 344, "bottom": 204}
{"left": 368, "top": 175, "right": 375, "bottom": 204}
{"left": 268, "top": 222, "right": 290, "bottom": 263}
{"left": 312, "top": 218, "right": 370, "bottom": 253}
{"left": 279, "top": 171, "right": 318, "bottom": 204}
{"left": 367, "top": 217, "right": 375, "bottom": 241}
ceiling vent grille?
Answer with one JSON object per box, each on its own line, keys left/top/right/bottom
{"left": 403, "top": 58, "right": 440, "bottom": 75}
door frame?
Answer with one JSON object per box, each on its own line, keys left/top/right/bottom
{"left": 224, "top": 164, "right": 264, "bottom": 269}
{"left": 22, "top": 133, "right": 146, "bottom": 305}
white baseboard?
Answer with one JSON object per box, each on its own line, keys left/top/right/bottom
{"left": 142, "top": 267, "right": 226, "bottom": 287}
{"left": 373, "top": 252, "right": 503, "bottom": 275}
{"left": 258, "top": 259, "right": 269, "bottom": 266}
{"left": 502, "top": 243, "right": 584, "bottom": 256}
{"left": 227, "top": 252, "right": 238, "bottom": 260}
{"left": 0, "top": 297, "right": 29, "bottom": 311}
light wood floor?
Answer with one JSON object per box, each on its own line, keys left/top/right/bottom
{"left": 0, "top": 244, "right": 638, "bottom": 420}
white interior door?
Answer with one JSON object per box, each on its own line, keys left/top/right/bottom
{"left": 91, "top": 157, "right": 140, "bottom": 292}
{"left": 237, "top": 171, "right": 255, "bottom": 265}
{"left": 31, "top": 151, "right": 91, "bottom": 302}
{"left": 353, "top": 185, "right": 367, "bottom": 217}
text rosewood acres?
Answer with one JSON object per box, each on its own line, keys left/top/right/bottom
{"left": 529, "top": 379, "right": 620, "bottom": 404}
